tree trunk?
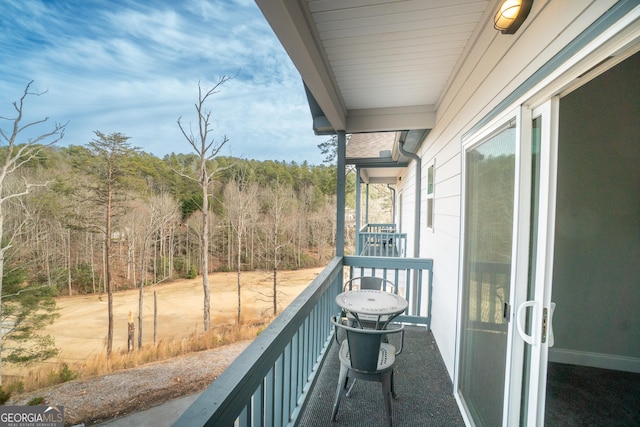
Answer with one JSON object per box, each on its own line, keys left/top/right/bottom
{"left": 67, "top": 228, "right": 72, "bottom": 296}
{"left": 169, "top": 225, "right": 174, "bottom": 278}
{"left": 154, "top": 291, "right": 158, "bottom": 343}
{"left": 273, "top": 217, "right": 278, "bottom": 316}
{"left": 153, "top": 233, "right": 157, "bottom": 284}
{"left": 137, "top": 250, "right": 146, "bottom": 350}
{"left": 106, "top": 184, "right": 114, "bottom": 357}
{"left": 236, "top": 231, "right": 242, "bottom": 325}
{"left": 201, "top": 174, "right": 210, "bottom": 331}
{"left": 90, "top": 232, "right": 96, "bottom": 293}
{"left": 127, "top": 312, "right": 134, "bottom": 352}
{"left": 0, "top": 213, "right": 5, "bottom": 384}
{"left": 273, "top": 267, "right": 277, "bottom": 316}
{"left": 227, "top": 222, "right": 232, "bottom": 269}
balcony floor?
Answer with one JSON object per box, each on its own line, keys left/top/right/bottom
{"left": 298, "top": 327, "right": 464, "bottom": 426}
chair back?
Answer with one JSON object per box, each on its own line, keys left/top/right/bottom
{"left": 344, "top": 276, "right": 395, "bottom": 293}
{"left": 345, "top": 327, "right": 384, "bottom": 372}
{"left": 331, "top": 316, "right": 403, "bottom": 373}
{"left": 361, "top": 276, "right": 383, "bottom": 290}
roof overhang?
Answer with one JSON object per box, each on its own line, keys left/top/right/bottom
{"left": 256, "top": 0, "right": 491, "bottom": 177}
{"left": 345, "top": 130, "right": 429, "bottom": 185}
{"left": 304, "top": 82, "right": 436, "bottom": 136}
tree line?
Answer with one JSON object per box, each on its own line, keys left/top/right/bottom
{"left": 8, "top": 141, "right": 340, "bottom": 296}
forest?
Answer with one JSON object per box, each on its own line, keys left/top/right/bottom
{"left": 0, "top": 136, "right": 352, "bottom": 369}
{"left": 6, "top": 143, "right": 348, "bottom": 297}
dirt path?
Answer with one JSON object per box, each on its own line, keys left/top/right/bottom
{"left": 10, "top": 341, "right": 252, "bottom": 426}
{"left": 6, "top": 268, "right": 323, "bottom": 378}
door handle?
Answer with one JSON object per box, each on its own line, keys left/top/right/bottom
{"left": 548, "top": 302, "right": 556, "bottom": 347}
{"left": 516, "top": 300, "right": 538, "bottom": 345}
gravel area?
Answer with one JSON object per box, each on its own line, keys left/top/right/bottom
{"left": 8, "top": 341, "right": 250, "bottom": 426}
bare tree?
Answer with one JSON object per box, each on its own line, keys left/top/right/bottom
{"left": 295, "top": 186, "right": 316, "bottom": 268}
{"left": 261, "top": 181, "right": 294, "bottom": 315}
{"left": 176, "top": 76, "right": 232, "bottom": 332}
{"left": 0, "top": 81, "right": 66, "bottom": 383}
{"left": 137, "top": 192, "right": 179, "bottom": 348}
{"left": 224, "top": 175, "right": 259, "bottom": 325}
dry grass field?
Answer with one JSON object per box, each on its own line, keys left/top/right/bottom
{"left": 5, "top": 267, "right": 323, "bottom": 380}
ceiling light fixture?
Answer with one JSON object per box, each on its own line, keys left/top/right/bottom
{"left": 494, "top": 0, "right": 533, "bottom": 34}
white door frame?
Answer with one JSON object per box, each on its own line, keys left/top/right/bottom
{"left": 507, "top": 98, "right": 559, "bottom": 426}
{"left": 454, "top": 107, "right": 521, "bottom": 427}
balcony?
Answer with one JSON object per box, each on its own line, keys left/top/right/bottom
{"left": 174, "top": 255, "right": 464, "bottom": 426}
{"left": 357, "top": 223, "right": 407, "bottom": 257}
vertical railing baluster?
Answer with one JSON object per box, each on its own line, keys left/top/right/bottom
{"left": 273, "top": 354, "right": 284, "bottom": 426}
{"left": 475, "top": 270, "right": 482, "bottom": 322}
{"left": 405, "top": 269, "right": 412, "bottom": 316}
{"left": 290, "top": 332, "right": 299, "bottom": 415}
{"left": 416, "top": 269, "right": 423, "bottom": 316}
{"left": 282, "top": 343, "right": 291, "bottom": 425}
{"left": 309, "top": 306, "right": 317, "bottom": 377}
{"left": 253, "top": 382, "right": 264, "bottom": 427}
{"left": 275, "top": 354, "right": 284, "bottom": 426}
{"left": 297, "top": 324, "right": 304, "bottom": 405}
{"left": 313, "top": 303, "right": 319, "bottom": 368}
{"left": 427, "top": 268, "right": 433, "bottom": 330}
{"left": 303, "top": 317, "right": 310, "bottom": 383}
{"left": 265, "top": 367, "right": 274, "bottom": 427}
{"left": 238, "top": 405, "right": 249, "bottom": 427}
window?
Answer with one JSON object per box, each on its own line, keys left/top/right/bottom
{"left": 426, "top": 162, "right": 435, "bottom": 229}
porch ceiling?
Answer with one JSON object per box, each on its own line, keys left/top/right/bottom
{"left": 256, "top": 0, "right": 494, "bottom": 177}
{"left": 256, "top": 0, "right": 492, "bottom": 133}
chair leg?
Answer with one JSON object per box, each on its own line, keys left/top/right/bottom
{"left": 346, "top": 379, "right": 356, "bottom": 397}
{"left": 381, "top": 372, "right": 393, "bottom": 427}
{"left": 332, "top": 365, "right": 349, "bottom": 421}
{"left": 391, "top": 370, "right": 397, "bottom": 399}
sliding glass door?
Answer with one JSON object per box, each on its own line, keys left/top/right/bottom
{"left": 514, "top": 100, "right": 558, "bottom": 426}
{"left": 458, "top": 121, "right": 517, "bottom": 426}
{"left": 457, "top": 102, "right": 558, "bottom": 426}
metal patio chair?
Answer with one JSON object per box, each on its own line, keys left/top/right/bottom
{"left": 330, "top": 315, "right": 405, "bottom": 427}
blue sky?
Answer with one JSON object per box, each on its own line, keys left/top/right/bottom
{"left": 0, "top": 0, "right": 329, "bottom": 164}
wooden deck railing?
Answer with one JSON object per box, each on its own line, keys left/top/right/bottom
{"left": 357, "top": 223, "right": 407, "bottom": 257}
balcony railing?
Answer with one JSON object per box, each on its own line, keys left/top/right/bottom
{"left": 357, "top": 223, "right": 407, "bottom": 257}
{"left": 173, "top": 255, "right": 433, "bottom": 427}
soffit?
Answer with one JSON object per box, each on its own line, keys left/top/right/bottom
{"left": 256, "top": 0, "right": 494, "bottom": 180}
{"left": 255, "top": 0, "right": 492, "bottom": 134}
{"left": 308, "top": 0, "right": 489, "bottom": 114}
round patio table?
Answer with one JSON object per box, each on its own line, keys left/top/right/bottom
{"left": 336, "top": 289, "right": 408, "bottom": 329}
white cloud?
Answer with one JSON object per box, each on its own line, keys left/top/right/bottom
{"left": 0, "top": 0, "right": 327, "bottom": 164}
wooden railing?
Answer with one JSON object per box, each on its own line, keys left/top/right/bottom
{"left": 357, "top": 223, "right": 407, "bottom": 257}
{"left": 467, "top": 261, "right": 511, "bottom": 329}
{"left": 345, "top": 255, "right": 433, "bottom": 327}
{"left": 173, "top": 255, "right": 433, "bottom": 427}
